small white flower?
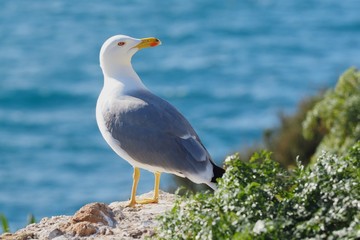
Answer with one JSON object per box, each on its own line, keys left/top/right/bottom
{"left": 253, "top": 220, "right": 266, "bottom": 234}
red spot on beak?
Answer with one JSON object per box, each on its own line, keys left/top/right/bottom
{"left": 150, "top": 42, "right": 159, "bottom": 47}
{"left": 150, "top": 38, "right": 160, "bottom": 47}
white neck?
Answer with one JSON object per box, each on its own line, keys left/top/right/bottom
{"left": 101, "top": 61, "right": 147, "bottom": 94}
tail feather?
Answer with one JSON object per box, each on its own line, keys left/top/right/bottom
{"left": 210, "top": 162, "right": 225, "bottom": 184}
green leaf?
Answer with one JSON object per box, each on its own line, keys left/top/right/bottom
{"left": 27, "top": 214, "right": 36, "bottom": 225}
{"left": 0, "top": 214, "right": 10, "bottom": 233}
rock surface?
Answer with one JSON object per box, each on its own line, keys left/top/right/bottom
{"left": 1, "top": 191, "right": 175, "bottom": 240}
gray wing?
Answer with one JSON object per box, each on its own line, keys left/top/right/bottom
{"left": 104, "top": 90, "right": 212, "bottom": 178}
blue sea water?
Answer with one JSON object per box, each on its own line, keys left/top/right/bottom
{"left": 0, "top": 0, "right": 360, "bottom": 230}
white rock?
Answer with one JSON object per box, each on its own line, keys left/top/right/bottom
{"left": 1, "top": 191, "right": 175, "bottom": 240}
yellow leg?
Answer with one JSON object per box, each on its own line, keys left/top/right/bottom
{"left": 137, "top": 172, "right": 161, "bottom": 204}
{"left": 128, "top": 167, "right": 140, "bottom": 207}
{"left": 154, "top": 172, "right": 161, "bottom": 201}
{"left": 128, "top": 170, "right": 161, "bottom": 206}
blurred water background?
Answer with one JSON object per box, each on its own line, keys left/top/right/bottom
{"left": 1, "top": 0, "right": 360, "bottom": 230}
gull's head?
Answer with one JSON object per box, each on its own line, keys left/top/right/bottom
{"left": 100, "top": 35, "right": 161, "bottom": 77}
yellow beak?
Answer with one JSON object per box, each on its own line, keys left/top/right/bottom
{"left": 134, "top": 37, "right": 161, "bottom": 49}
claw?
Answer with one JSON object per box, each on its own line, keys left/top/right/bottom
{"left": 136, "top": 198, "right": 159, "bottom": 204}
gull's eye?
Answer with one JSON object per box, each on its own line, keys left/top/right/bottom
{"left": 117, "top": 41, "right": 126, "bottom": 46}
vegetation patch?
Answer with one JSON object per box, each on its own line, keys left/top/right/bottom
{"left": 303, "top": 67, "right": 360, "bottom": 162}
{"left": 157, "top": 143, "right": 360, "bottom": 239}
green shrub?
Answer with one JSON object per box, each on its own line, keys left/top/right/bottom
{"left": 244, "top": 67, "right": 359, "bottom": 168}
{"left": 157, "top": 142, "right": 360, "bottom": 240}
{"left": 303, "top": 68, "right": 360, "bottom": 162}
{"left": 261, "top": 95, "right": 325, "bottom": 167}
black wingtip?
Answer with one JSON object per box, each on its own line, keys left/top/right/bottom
{"left": 211, "top": 162, "right": 225, "bottom": 183}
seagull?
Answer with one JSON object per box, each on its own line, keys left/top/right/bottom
{"left": 96, "top": 35, "right": 224, "bottom": 207}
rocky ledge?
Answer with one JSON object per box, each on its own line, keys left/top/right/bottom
{"left": 1, "top": 191, "right": 175, "bottom": 240}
